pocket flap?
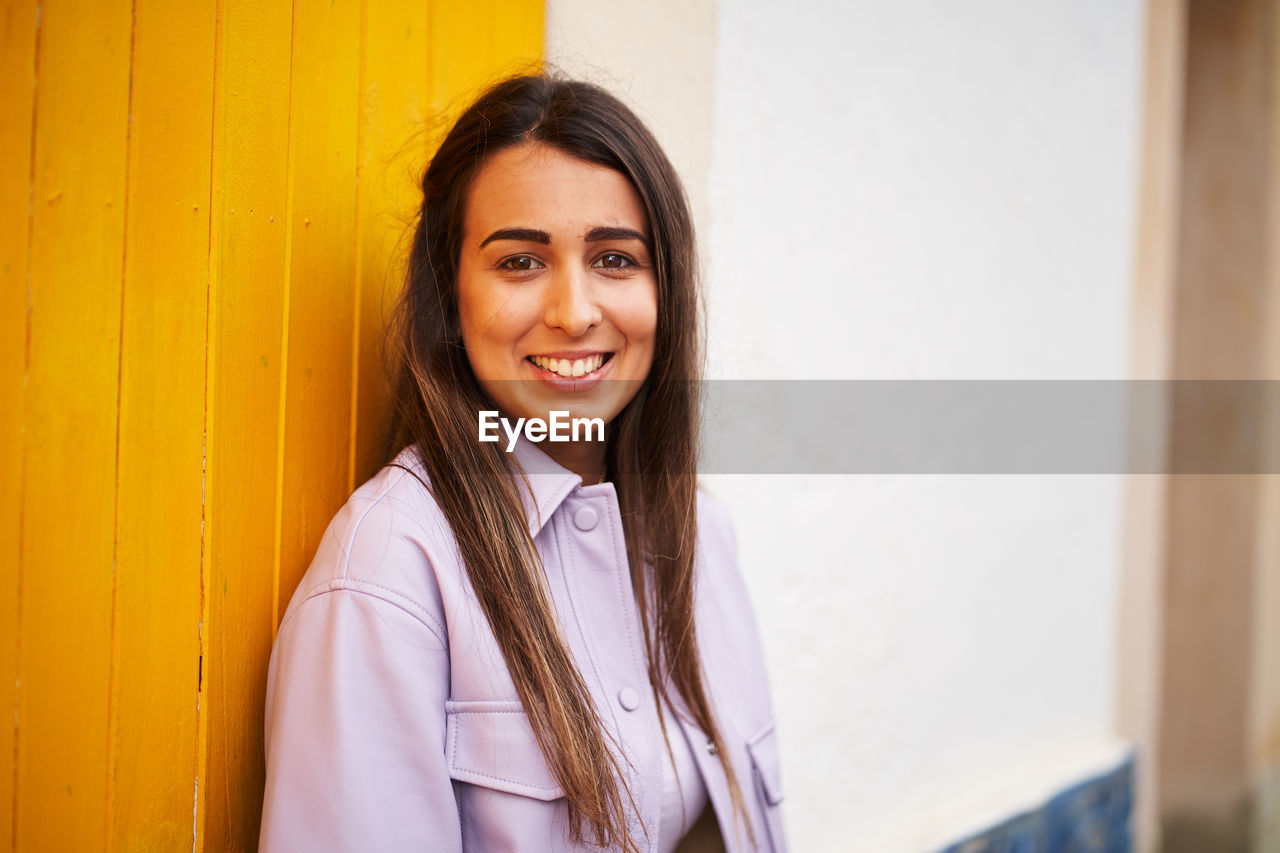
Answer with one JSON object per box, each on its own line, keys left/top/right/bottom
{"left": 444, "top": 699, "right": 564, "bottom": 801}
{"left": 746, "top": 721, "right": 784, "bottom": 806}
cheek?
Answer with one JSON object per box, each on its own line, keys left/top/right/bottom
{"left": 460, "top": 317, "right": 518, "bottom": 373}
{"left": 458, "top": 282, "right": 524, "bottom": 358}
{"left": 455, "top": 270, "right": 481, "bottom": 338}
{"left": 626, "top": 284, "right": 659, "bottom": 354}
{"left": 458, "top": 291, "right": 508, "bottom": 381}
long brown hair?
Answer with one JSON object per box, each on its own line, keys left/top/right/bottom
{"left": 387, "top": 74, "right": 749, "bottom": 851}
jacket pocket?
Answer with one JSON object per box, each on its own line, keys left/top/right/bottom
{"left": 444, "top": 699, "right": 564, "bottom": 801}
{"left": 745, "top": 721, "right": 786, "bottom": 852}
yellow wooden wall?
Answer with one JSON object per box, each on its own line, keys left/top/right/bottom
{"left": 0, "top": 1, "right": 542, "bottom": 849}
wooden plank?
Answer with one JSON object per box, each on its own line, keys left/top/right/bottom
{"left": 0, "top": 0, "right": 39, "bottom": 845}
{"left": 109, "top": 0, "right": 216, "bottom": 847}
{"left": 200, "top": 0, "right": 293, "bottom": 847}
{"left": 16, "top": 0, "right": 132, "bottom": 847}
{"left": 276, "top": 0, "right": 361, "bottom": 628}
{"left": 429, "top": 0, "right": 499, "bottom": 121}
{"left": 428, "top": 0, "right": 545, "bottom": 150}
{"left": 352, "top": 0, "right": 431, "bottom": 487}
{"left": 488, "top": 0, "right": 544, "bottom": 77}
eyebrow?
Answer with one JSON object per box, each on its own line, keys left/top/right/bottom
{"left": 479, "top": 227, "right": 550, "bottom": 248}
{"left": 477, "top": 225, "right": 651, "bottom": 249}
{"left": 584, "top": 226, "right": 649, "bottom": 245}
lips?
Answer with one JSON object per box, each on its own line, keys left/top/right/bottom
{"left": 526, "top": 353, "right": 613, "bottom": 378}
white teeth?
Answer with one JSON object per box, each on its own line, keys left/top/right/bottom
{"left": 530, "top": 354, "right": 606, "bottom": 377}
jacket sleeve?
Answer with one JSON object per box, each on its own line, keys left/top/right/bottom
{"left": 259, "top": 582, "right": 459, "bottom": 852}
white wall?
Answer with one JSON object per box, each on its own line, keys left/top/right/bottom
{"left": 547, "top": 2, "right": 1144, "bottom": 849}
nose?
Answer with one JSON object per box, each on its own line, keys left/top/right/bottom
{"left": 543, "top": 264, "right": 601, "bottom": 336}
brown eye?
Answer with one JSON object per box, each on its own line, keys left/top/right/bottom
{"left": 593, "top": 253, "right": 635, "bottom": 270}
{"left": 498, "top": 255, "right": 542, "bottom": 272}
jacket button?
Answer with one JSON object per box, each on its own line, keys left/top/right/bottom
{"left": 617, "top": 687, "right": 640, "bottom": 711}
{"left": 706, "top": 741, "right": 718, "bottom": 756}
{"left": 573, "top": 506, "right": 598, "bottom": 532}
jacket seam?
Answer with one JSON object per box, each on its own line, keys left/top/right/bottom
{"left": 450, "top": 701, "right": 529, "bottom": 712}
{"left": 279, "top": 465, "right": 450, "bottom": 644}
{"left": 339, "top": 466, "right": 411, "bottom": 583}
{"left": 279, "top": 581, "right": 449, "bottom": 648}
{"left": 448, "top": 713, "right": 563, "bottom": 795}
{"left": 746, "top": 719, "right": 776, "bottom": 747}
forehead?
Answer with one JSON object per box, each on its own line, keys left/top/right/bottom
{"left": 463, "top": 143, "right": 650, "bottom": 242}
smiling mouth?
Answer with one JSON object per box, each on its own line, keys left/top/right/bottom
{"left": 526, "top": 353, "right": 613, "bottom": 378}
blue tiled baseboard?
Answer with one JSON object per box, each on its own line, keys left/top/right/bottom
{"left": 936, "top": 752, "right": 1134, "bottom": 853}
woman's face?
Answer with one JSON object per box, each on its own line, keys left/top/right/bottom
{"left": 457, "top": 143, "right": 658, "bottom": 434}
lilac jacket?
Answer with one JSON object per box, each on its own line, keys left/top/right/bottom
{"left": 260, "top": 438, "right": 786, "bottom": 852}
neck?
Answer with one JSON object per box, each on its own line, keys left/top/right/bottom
{"left": 542, "top": 441, "right": 607, "bottom": 486}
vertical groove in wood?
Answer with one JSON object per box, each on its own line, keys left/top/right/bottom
{"left": 195, "top": 0, "right": 227, "bottom": 844}
{"left": 17, "top": 0, "right": 131, "bottom": 847}
{"left": 349, "top": 0, "right": 368, "bottom": 497}
{"left": 102, "top": 0, "right": 138, "bottom": 844}
{"left": 0, "top": 1, "right": 40, "bottom": 848}
{"left": 110, "top": 0, "right": 217, "bottom": 847}
{"left": 272, "top": 0, "right": 300, "bottom": 645}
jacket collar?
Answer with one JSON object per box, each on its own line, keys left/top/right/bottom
{"left": 510, "top": 435, "right": 587, "bottom": 537}
{"left": 496, "top": 444, "right": 709, "bottom": 731}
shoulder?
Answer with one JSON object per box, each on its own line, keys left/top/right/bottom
{"left": 693, "top": 486, "right": 778, "bottom": 733}
{"left": 693, "top": 484, "right": 756, "bottom": 619}
{"left": 695, "top": 484, "right": 743, "bottom": 587}
{"left": 696, "top": 481, "right": 737, "bottom": 527}
{"left": 278, "top": 447, "right": 459, "bottom": 643}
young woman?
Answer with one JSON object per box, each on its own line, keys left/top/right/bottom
{"left": 260, "top": 74, "right": 785, "bottom": 853}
